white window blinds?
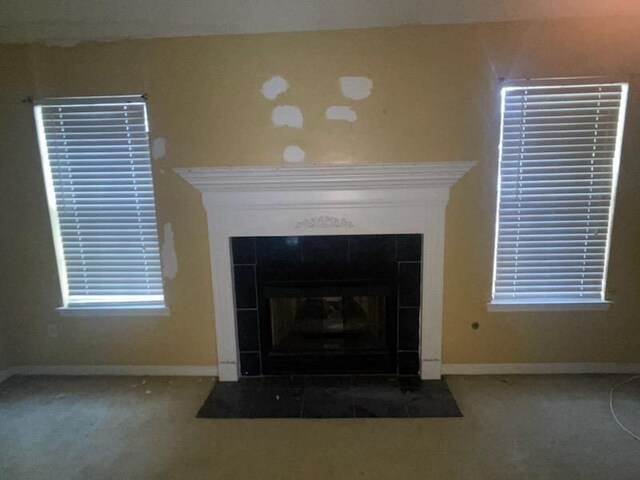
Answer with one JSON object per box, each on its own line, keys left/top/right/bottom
{"left": 492, "top": 82, "right": 628, "bottom": 305}
{"left": 34, "top": 96, "right": 165, "bottom": 308}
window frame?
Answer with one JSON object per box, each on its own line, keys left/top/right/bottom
{"left": 488, "top": 78, "right": 628, "bottom": 312}
{"left": 34, "top": 95, "right": 169, "bottom": 317}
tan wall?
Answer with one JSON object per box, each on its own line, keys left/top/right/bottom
{"left": 1, "top": 16, "right": 639, "bottom": 368}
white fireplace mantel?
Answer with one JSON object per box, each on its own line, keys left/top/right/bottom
{"left": 175, "top": 162, "right": 476, "bottom": 381}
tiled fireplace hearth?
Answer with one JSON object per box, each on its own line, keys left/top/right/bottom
{"left": 176, "top": 162, "right": 475, "bottom": 381}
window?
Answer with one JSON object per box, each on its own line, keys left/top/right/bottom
{"left": 34, "top": 96, "right": 166, "bottom": 313}
{"left": 490, "top": 81, "right": 628, "bottom": 310}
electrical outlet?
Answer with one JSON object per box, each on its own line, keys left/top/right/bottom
{"left": 47, "top": 323, "right": 58, "bottom": 338}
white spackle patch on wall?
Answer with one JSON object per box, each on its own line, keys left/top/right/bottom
{"left": 151, "top": 137, "right": 166, "bottom": 160}
{"left": 340, "top": 76, "right": 373, "bottom": 100}
{"left": 326, "top": 105, "right": 358, "bottom": 122}
{"left": 161, "top": 222, "right": 178, "bottom": 280}
{"left": 262, "top": 76, "right": 289, "bottom": 100}
{"left": 283, "top": 145, "right": 306, "bottom": 163}
{"left": 272, "top": 105, "right": 303, "bottom": 129}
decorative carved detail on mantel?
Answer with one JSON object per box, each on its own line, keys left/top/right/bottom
{"left": 295, "top": 216, "right": 354, "bottom": 229}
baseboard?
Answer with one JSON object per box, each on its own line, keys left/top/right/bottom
{"left": 3, "top": 363, "right": 638, "bottom": 383}
{"left": 442, "top": 363, "right": 640, "bottom": 375}
{"left": 1, "top": 364, "right": 218, "bottom": 381}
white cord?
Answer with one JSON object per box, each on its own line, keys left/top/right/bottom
{"left": 609, "top": 374, "right": 640, "bottom": 441}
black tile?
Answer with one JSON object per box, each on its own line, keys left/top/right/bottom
{"left": 397, "top": 234, "right": 422, "bottom": 262}
{"left": 301, "top": 386, "right": 354, "bottom": 418}
{"left": 197, "top": 377, "right": 462, "bottom": 419}
{"left": 398, "top": 351, "right": 420, "bottom": 375}
{"left": 197, "top": 383, "right": 260, "bottom": 418}
{"left": 237, "top": 309, "right": 259, "bottom": 352}
{"left": 352, "top": 375, "right": 400, "bottom": 388}
{"left": 349, "top": 235, "right": 396, "bottom": 269}
{"left": 256, "top": 236, "right": 303, "bottom": 273}
{"left": 259, "top": 376, "right": 306, "bottom": 393}
{"left": 302, "top": 236, "right": 349, "bottom": 273}
{"left": 254, "top": 388, "right": 303, "bottom": 418}
{"left": 302, "top": 375, "right": 353, "bottom": 388}
{"left": 398, "top": 378, "right": 449, "bottom": 395}
{"left": 234, "top": 265, "right": 257, "bottom": 309}
{"left": 406, "top": 382, "right": 463, "bottom": 418}
{"left": 259, "top": 375, "right": 297, "bottom": 389}
{"left": 398, "top": 376, "right": 424, "bottom": 393}
{"left": 352, "top": 385, "right": 408, "bottom": 418}
{"left": 398, "top": 308, "right": 420, "bottom": 351}
{"left": 231, "top": 237, "right": 256, "bottom": 265}
{"left": 398, "top": 262, "right": 421, "bottom": 307}
{"left": 197, "top": 383, "right": 302, "bottom": 418}
{"left": 422, "top": 380, "right": 453, "bottom": 395}
{"left": 234, "top": 378, "right": 262, "bottom": 391}
{"left": 239, "top": 352, "right": 261, "bottom": 376}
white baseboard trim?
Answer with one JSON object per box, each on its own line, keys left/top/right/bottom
{"left": 442, "top": 363, "right": 640, "bottom": 375}
{"left": 1, "top": 364, "right": 218, "bottom": 380}
{"left": 3, "top": 363, "right": 639, "bottom": 384}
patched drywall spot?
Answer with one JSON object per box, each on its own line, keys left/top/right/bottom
{"left": 151, "top": 137, "right": 166, "bottom": 160}
{"left": 340, "top": 76, "right": 373, "bottom": 100}
{"left": 272, "top": 105, "right": 303, "bottom": 129}
{"left": 326, "top": 106, "right": 358, "bottom": 122}
{"left": 161, "top": 222, "right": 178, "bottom": 280}
{"left": 283, "top": 145, "right": 305, "bottom": 163}
{"left": 262, "top": 76, "right": 289, "bottom": 100}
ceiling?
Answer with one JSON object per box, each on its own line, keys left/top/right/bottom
{"left": 1, "top": 0, "right": 640, "bottom": 45}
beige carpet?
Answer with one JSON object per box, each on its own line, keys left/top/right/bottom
{"left": 0, "top": 374, "right": 638, "bottom": 479}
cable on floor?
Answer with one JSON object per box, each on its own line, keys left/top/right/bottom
{"left": 609, "top": 374, "right": 640, "bottom": 441}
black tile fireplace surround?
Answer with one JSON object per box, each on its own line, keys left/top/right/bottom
{"left": 232, "top": 234, "right": 423, "bottom": 377}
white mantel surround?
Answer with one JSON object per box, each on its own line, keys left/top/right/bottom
{"left": 176, "top": 162, "right": 476, "bottom": 381}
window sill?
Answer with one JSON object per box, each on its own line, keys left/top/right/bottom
{"left": 56, "top": 305, "right": 171, "bottom": 318}
{"left": 487, "top": 301, "right": 612, "bottom": 312}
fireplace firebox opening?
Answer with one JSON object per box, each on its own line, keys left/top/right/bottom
{"left": 269, "top": 291, "right": 387, "bottom": 354}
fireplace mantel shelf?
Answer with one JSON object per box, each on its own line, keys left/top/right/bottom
{"left": 176, "top": 161, "right": 476, "bottom": 381}
{"left": 174, "top": 162, "right": 476, "bottom": 192}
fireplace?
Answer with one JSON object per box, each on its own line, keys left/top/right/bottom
{"left": 232, "top": 234, "right": 422, "bottom": 376}
{"left": 175, "top": 162, "right": 475, "bottom": 380}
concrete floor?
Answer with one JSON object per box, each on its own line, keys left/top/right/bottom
{"left": 0, "top": 374, "right": 638, "bottom": 479}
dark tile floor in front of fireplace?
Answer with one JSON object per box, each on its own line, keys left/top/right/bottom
{"left": 197, "top": 376, "right": 462, "bottom": 418}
